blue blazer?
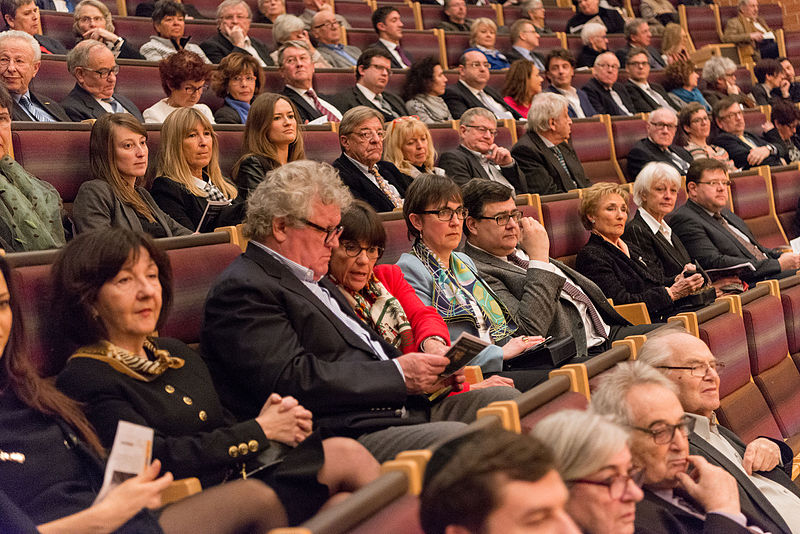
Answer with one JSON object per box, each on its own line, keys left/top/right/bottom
{"left": 544, "top": 85, "right": 597, "bottom": 118}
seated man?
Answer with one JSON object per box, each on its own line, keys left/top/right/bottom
{"left": 544, "top": 48, "right": 596, "bottom": 118}
{"left": 566, "top": 0, "right": 624, "bottom": 35}
{"left": 278, "top": 41, "right": 341, "bottom": 124}
{"left": 671, "top": 158, "right": 800, "bottom": 284}
{"left": 438, "top": 107, "right": 527, "bottom": 193}
{"left": 592, "top": 361, "right": 764, "bottom": 533}
{"left": 520, "top": 0, "right": 551, "bottom": 35}
{"left": 711, "top": 96, "right": 787, "bottom": 169}
{"left": 0, "top": 30, "right": 69, "bottom": 121}
{"left": 511, "top": 92, "right": 589, "bottom": 194}
{"left": 442, "top": 50, "right": 520, "bottom": 120}
{"left": 615, "top": 19, "right": 666, "bottom": 69}
{"left": 332, "top": 106, "right": 411, "bottom": 212}
{"left": 2, "top": 0, "right": 66, "bottom": 54}
{"left": 778, "top": 56, "right": 800, "bottom": 103}
{"left": 639, "top": 330, "right": 800, "bottom": 534}
{"left": 627, "top": 107, "right": 692, "bottom": 179}
{"left": 61, "top": 40, "right": 143, "bottom": 122}
{"left": 505, "top": 19, "right": 545, "bottom": 70}
{"left": 723, "top": 0, "right": 778, "bottom": 63}
{"left": 310, "top": 9, "right": 360, "bottom": 68}
{"left": 366, "top": 6, "right": 411, "bottom": 69}
{"left": 200, "top": 0, "right": 272, "bottom": 66}
{"left": 298, "top": 0, "right": 349, "bottom": 29}
{"left": 624, "top": 48, "right": 680, "bottom": 113}
{"left": 330, "top": 49, "right": 407, "bottom": 122}
{"left": 202, "top": 160, "right": 518, "bottom": 462}
{"left": 576, "top": 22, "right": 607, "bottom": 69}
{"left": 437, "top": 0, "right": 472, "bottom": 33}
{"left": 419, "top": 429, "right": 580, "bottom": 534}
{"left": 582, "top": 51, "right": 635, "bottom": 116}
{"left": 751, "top": 58, "right": 788, "bottom": 105}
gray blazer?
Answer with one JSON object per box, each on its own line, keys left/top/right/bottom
{"left": 72, "top": 179, "right": 191, "bottom": 237}
{"left": 316, "top": 44, "right": 361, "bottom": 69}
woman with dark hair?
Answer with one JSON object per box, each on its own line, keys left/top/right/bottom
{"left": 232, "top": 92, "right": 306, "bottom": 200}
{"left": 403, "top": 57, "right": 452, "bottom": 124}
{"left": 502, "top": 59, "right": 543, "bottom": 118}
{"left": 73, "top": 114, "right": 192, "bottom": 238}
{"left": 144, "top": 50, "right": 214, "bottom": 124}
{"left": 764, "top": 99, "right": 800, "bottom": 162}
{"left": 677, "top": 102, "right": 737, "bottom": 171}
{"left": 663, "top": 60, "right": 711, "bottom": 111}
{"left": 54, "top": 229, "right": 381, "bottom": 527}
{"left": 73, "top": 0, "right": 144, "bottom": 59}
{"left": 139, "top": 0, "right": 211, "bottom": 63}
{"left": 211, "top": 52, "right": 264, "bottom": 124}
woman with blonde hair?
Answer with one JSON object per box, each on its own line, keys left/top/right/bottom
{"left": 151, "top": 108, "right": 244, "bottom": 232}
{"left": 661, "top": 23, "right": 690, "bottom": 65}
{"left": 464, "top": 18, "right": 509, "bottom": 70}
{"left": 73, "top": 0, "right": 143, "bottom": 59}
{"left": 383, "top": 116, "right": 444, "bottom": 178}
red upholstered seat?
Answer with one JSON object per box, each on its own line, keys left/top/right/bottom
{"left": 442, "top": 33, "right": 470, "bottom": 70}
{"left": 349, "top": 495, "right": 423, "bottom": 534}
{"left": 12, "top": 264, "right": 59, "bottom": 376}
{"left": 344, "top": 29, "right": 443, "bottom": 68}
{"left": 783, "top": 30, "right": 800, "bottom": 67}
{"left": 378, "top": 217, "right": 411, "bottom": 265}
{"left": 570, "top": 117, "right": 622, "bottom": 184}
{"left": 430, "top": 127, "right": 461, "bottom": 160}
{"left": 539, "top": 193, "right": 587, "bottom": 267}
{"left": 186, "top": 0, "right": 258, "bottom": 19}
{"left": 40, "top": 11, "right": 76, "bottom": 50}
{"left": 538, "top": 34, "right": 567, "bottom": 58}
{"left": 419, "top": 4, "right": 498, "bottom": 29}
{"left": 742, "top": 107, "right": 766, "bottom": 134}
{"left": 335, "top": 2, "right": 376, "bottom": 30}
{"left": 779, "top": 276, "right": 800, "bottom": 368}
{"left": 680, "top": 5, "right": 721, "bottom": 48}
{"left": 538, "top": 7, "right": 576, "bottom": 34}
{"left": 729, "top": 172, "right": 787, "bottom": 249}
{"left": 304, "top": 128, "right": 344, "bottom": 164}
{"left": 770, "top": 166, "right": 800, "bottom": 240}
{"left": 610, "top": 116, "right": 648, "bottom": 182}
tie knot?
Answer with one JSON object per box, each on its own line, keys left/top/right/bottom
{"left": 306, "top": 88, "right": 316, "bottom": 97}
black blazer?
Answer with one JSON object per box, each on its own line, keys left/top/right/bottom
{"left": 116, "top": 39, "right": 145, "bottom": 60}
{"left": 34, "top": 33, "right": 66, "bottom": 55}
{"left": 332, "top": 153, "right": 413, "bottom": 213}
{"left": 12, "top": 90, "right": 70, "bottom": 122}
{"left": 627, "top": 138, "right": 693, "bottom": 180}
{"left": 442, "top": 81, "right": 522, "bottom": 120}
{"left": 634, "top": 489, "right": 753, "bottom": 534}
{"left": 623, "top": 210, "right": 692, "bottom": 280}
{"left": 0, "top": 490, "right": 38, "bottom": 534}
{"left": 213, "top": 103, "right": 243, "bottom": 124}
{"left": 711, "top": 131, "right": 787, "bottom": 169}
{"left": 615, "top": 44, "right": 666, "bottom": 69}
{"left": 750, "top": 83, "right": 778, "bottom": 106}
{"left": 199, "top": 31, "right": 273, "bottom": 65}
{"left": 60, "top": 83, "right": 143, "bottom": 122}
{"left": 504, "top": 47, "right": 545, "bottom": 70}
{"left": 366, "top": 40, "right": 413, "bottom": 69}
{"left": 437, "top": 145, "right": 528, "bottom": 193}
{"left": 329, "top": 86, "right": 407, "bottom": 123}
{"left": 670, "top": 199, "right": 783, "bottom": 283}
{"left": 582, "top": 77, "right": 637, "bottom": 116}
{"left": 576, "top": 45, "right": 603, "bottom": 68}
{"left": 149, "top": 175, "right": 245, "bottom": 231}
{"left": 233, "top": 153, "right": 278, "bottom": 201}
{"left": 624, "top": 80, "right": 681, "bottom": 113}
{"left": 281, "top": 86, "right": 341, "bottom": 124}
{"left": 511, "top": 131, "right": 589, "bottom": 194}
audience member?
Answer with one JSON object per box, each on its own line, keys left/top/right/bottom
{"left": 723, "top": 0, "right": 778, "bottom": 63}
{"left": 639, "top": 0, "right": 679, "bottom": 35}
{"left": 278, "top": 40, "right": 341, "bottom": 124}
{"left": 566, "top": 0, "right": 624, "bottom": 35}
{"left": 616, "top": 18, "right": 666, "bottom": 69}
{"left": 232, "top": 92, "right": 305, "bottom": 200}
{"left": 711, "top": 97, "right": 786, "bottom": 169}
{"left": 151, "top": 108, "right": 244, "bottom": 230}
{"left": 269, "top": 14, "right": 330, "bottom": 68}
{"left": 202, "top": 160, "right": 518, "bottom": 461}
{"left": 383, "top": 115, "right": 444, "bottom": 178}
{"left": 439, "top": 107, "right": 527, "bottom": 192}
{"left": 311, "top": 8, "right": 360, "bottom": 68}
{"left": 502, "top": 59, "right": 542, "bottom": 118}
{"left": 253, "top": 0, "right": 284, "bottom": 24}
{"left": 701, "top": 56, "right": 756, "bottom": 108}
{"left": 677, "top": 102, "right": 737, "bottom": 171}
{"left": 624, "top": 48, "right": 681, "bottom": 113}
{"left": 582, "top": 52, "right": 635, "bottom": 116}
{"left": 511, "top": 92, "right": 589, "bottom": 194}
{"left": 505, "top": 19, "right": 545, "bottom": 70}
{"left": 437, "top": 0, "right": 471, "bottom": 33}
{"left": 210, "top": 52, "right": 263, "bottom": 124}
{"left": 140, "top": 0, "right": 212, "bottom": 63}
{"left": 367, "top": 5, "right": 412, "bottom": 69}
{"left": 575, "top": 182, "right": 704, "bottom": 322}
{"left": 73, "top": 113, "right": 191, "bottom": 236}
{"left": 200, "top": 0, "right": 272, "bottom": 66}
{"left": 671, "top": 158, "right": 799, "bottom": 283}
{"left": 577, "top": 22, "right": 607, "bottom": 69}
{"left": 627, "top": 107, "right": 692, "bottom": 179}
{"left": 403, "top": 56, "right": 452, "bottom": 123}
{"left": 61, "top": 39, "right": 143, "bottom": 122}
{"left": 660, "top": 22, "right": 691, "bottom": 65}
{"left": 443, "top": 50, "right": 520, "bottom": 119}
{"left": 544, "top": 48, "right": 596, "bottom": 118}
{"left": 1, "top": 0, "right": 66, "bottom": 54}
{"left": 332, "top": 106, "right": 411, "bottom": 212}
{"left": 663, "top": 59, "right": 711, "bottom": 111}
{"left": 298, "top": 0, "right": 349, "bottom": 30}
{"left": 419, "top": 430, "right": 580, "bottom": 534}
{"left": 465, "top": 18, "right": 509, "bottom": 71}
{"left": 778, "top": 56, "right": 800, "bottom": 102}
{"left": 763, "top": 99, "right": 800, "bottom": 162}
{"left": 72, "top": 0, "right": 143, "bottom": 60}
{"left": 521, "top": 0, "right": 552, "bottom": 35}
{"left": 134, "top": 0, "right": 205, "bottom": 20}
{"left": 35, "top": 0, "right": 71, "bottom": 12}
{"left": 331, "top": 49, "right": 408, "bottom": 122}
{"left": 751, "top": 57, "right": 788, "bottom": 105}
{"left": 0, "top": 30, "right": 70, "bottom": 121}
{"left": 143, "top": 49, "right": 214, "bottom": 123}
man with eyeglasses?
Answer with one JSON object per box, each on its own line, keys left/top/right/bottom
{"left": 505, "top": 19, "right": 545, "bottom": 71}
{"left": 331, "top": 49, "right": 407, "bottom": 123}
{"left": 200, "top": 0, "right": 272, "bottom": 66}
{"left": 61, "top": 39, "right": 142, "bottom": 122}
{"left": 278, "top": 41, "right": 342, "bottom": 124}
{"left": 711, "top": 96, "right": 787, "bottom": 170}
{"left": 627, "top": 107, "right": 692, "bottom": 179}
{"left": 615, "top": 19, "right": 666, "bottom": 70}
{"left": 624, "top": 48, "right": 681, "bottom": 113}
{"left": 639, "top": 330, "right": 800, "bottom": 534}
{"left": 671, "top": 158, "right": 800, "bottom": 284}
{"left": 582, "top": 51, "right": 635, "bottom": 117}
{"left": 298, "top": 0, "right": 349, "bottom": 30}
{"left": 593, "top": 361, "right": 754, "bottom": 534}
{"left": 443, "top": 50, "right": 521, "bottom": 120}
{"left": 311, "top": 9, "right": 360, "bottom": 68}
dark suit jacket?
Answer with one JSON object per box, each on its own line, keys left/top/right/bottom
{"left": 504, "top": 46, "right": 545, "bottom": 70}
{"left": 437, "top": 145, "right": 528, "bottom": 193}
{"left": 34, "top": 33, "right": 67, "bottom": 55}
{"left": 281, "top": 86, "right": 340, "bottom": 124}
{"left": 329, "top": 86, "right": 407, "bottom": 123}
{"left": 750, "top": 83, "right": 773, "bottom": 106}
{"left": 615, "top": 43, "right": 666, "bottom": 69}
{"left": 582, "top": 77, "right": 636, "bottom": 116}
{"left": 12, "top": 90, "right": 71, "bottom": 122}
{"left": 624, "top": 80, "right": 681, "bottom": 113}
{"left": 635, "top": 489, "right": 754, "bottom": 534}
{"left": 627, "top": 138, "right": 693, "bottom": 180}
{"left": 711, "top": 131, "right": 787, "bottom": 169}
{"left": 199, "top": 31, "right": 273, "bottom": 65}
{"left": 442, "top": 81, "right": 522, "bottom": 120}
{"left": 624, "top": 210, "right": 692, "bottom": 280}
{"left": 510, "top": 131, "right": 589, "bottom": 194}
{"left": 577, "top": 45, "right": 603, "bottom": 68}
{"left": 544, "top": 85, "right": 597, "bottom": 118}
{"left": 0, "top": 490, "right": 38, "bottom": 534}
{"left": 366, "top": 40, "right": 413, "bottom": 69}
{"left": 670, "top": 199, "right": 783, "bottom": 283}
{"left": 60, "top": 83, "right": 143, "bottom": 122}
{"left": 213, "top": 103, "right": 243, "bottom": 124}
{"left": 232, "top": 153, "right": 278, "bottom": 201}
{"left": 332, "top": 153, "right": 413, "bottom": 213}
{"left": 149, "top": 175, "right": 244, "bottom": 231}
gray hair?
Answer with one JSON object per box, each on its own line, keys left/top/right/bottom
{"left": 531, "top": 410, "right": 630, "bottom": 482}
{"left": 581, "top": 22, "right": 606, "bottom": 45}
{"left": 624, "top": 18, "right": 648, "bottom": 41}
{"left": 460, "top": 106, "right": 496, "bottom": 126}
{"left": 649, "top": 106, "right": 678, "bottom": 124}
{"left": 73, "top": 0, "right": 114, "bottom": 36}
{"left": 520, "top": 0, "right": 543, "bottom": 15}
{"left": 702, "top": 56, "right": 737, "bottom": 84}
{"left": 591, "top": 361, "right": 678, "bottom": 426}
{"left": 216, "top": 0, "right": 252, "bottom": 21}
{"left": 528, "top": 92, "right": 568, "bottom": 132}
{"left": 0, "top": 29, "right": 40, "bottom": 62}
{"left": 277, "top": 39, "right": 310, "bottom": 66}
{"left": 339, "top": 105, "right": 384, "bottom": 137}
{"left": 738, "top": 0, "right": 752, "bottom": 9}
{"left": 272, "top": 13, "right": 305, "bottom": 45}
{"left": 636, "top": 327, "right": 697, "bottom": 368}
{"left": 243, "top": 160, "right": 352, "bottom": 242}
{"left": 66, "top": 38, "right": 107, "bottom": 75}
{"left": 633, "top": 162, "right": 681, "bottom": 207}
{"left": 594, "top": 51, "right": 618, "bottom": 68}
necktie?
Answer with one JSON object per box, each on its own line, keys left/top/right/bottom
{"left": 550, "top": 145, "right": 577, "bottom": 188}
{"left": 369, "top": 166, "right": 403, "bottom": 208}
{"left": 665, "top": 149, "right": 690, "bottom": 174}
{"left": 305, "top": 89, "right": 339, "bottom": 123}
{"left": 330, "top": 44, "right": 357, "bottom": 66}
{"left": 646, "top": 86, "right": 671, "bottom": 109}
{"left": 395, "top": 45, "right": 412, "bottom": 67}
{"left": 712, "top": 212, "right": 767, "bottom": 260}
{"left": 738, "top": 134, "right": 757, "bottom": 149}
{"left": 102, "top": 97, "right": 125, "bottom": 114}
{"left": 20, "top": 95, "right": 55, "bottom": 122}
{"left": 374, "top": 94, "right": 398, "bottom": 119}
{"left": 609, "top": 89, "right": 633, "bottom": 116}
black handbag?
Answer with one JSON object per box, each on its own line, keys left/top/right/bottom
{"left": 502, "top": 335, "right": 578, "bottom": 371}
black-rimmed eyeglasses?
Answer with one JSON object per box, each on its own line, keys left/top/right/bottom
{"left": 630, "top": 415, "right": 696, "bottom": 444}
{"left": 341, "top": 241, "right": 384, "bottom": 259}
{"left": 570, "top": 469, "right": 645, "bottom": 500}
{"left": 655, "top": 361, "right": 725, "bottom": 377}
{"left": 299, "top": 218, "right": 343, "bottom": 244}
{"left": 474, "top": 210, "right": 523, "bottom": 225}
{"left": 416, "top": 207, "right": 468, "bottom": 221}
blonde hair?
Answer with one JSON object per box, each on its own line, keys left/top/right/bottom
{"left": 383, "top": 117, "right": 436, "bottom": 175}
{"left": 469, "top": 17, "right": 497, "bottom": 47}
{"left": 156, "top": 107, "right": 237, "bottom": 200}
{"left": 579, "top": 182, "right": 630, "bottom": 230}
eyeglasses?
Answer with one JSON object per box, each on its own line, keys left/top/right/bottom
{"left": 465, "top": 61, "right": 491, "bottom": 69}
{"left": 416, "top": 206, "right": 469, "bottom": 221}
{"left": 368, "top": 63, "right": 392, "bottom": 74}
{"left": 222, "top": 13, "right": 250, "bottom": 21}
{"left": 232, "top": 74, "right": 256, "bottom": 83}
{"left": 312, "top": 20, "right": 340, "bottom": 29}
{"left": 630, "top": 414, "right": 696, "bottom": 444}
{"left": 349, "top": 129, "right": 385, "bottom": 141}
{"left": 341, "top": 241, "right": 384, "bottom": 259}
{"left": 571, "top": 469, "right": 645, "bottom": 500}
{"left": 463, "top": 124, "right": 497, "bottom": 136}
{"left": 627, "top": 61, "right": 649, "bottom": 67}
{"left": 721, "top": 109, "right": 744, "bottom": 120}
{"left": 656, "top": 360, "right": 725, "bottom": 377}
{"left": 690, "top": 115, "right": 710, "bottom": 124}
{"left": 181, "top": 83, "right": 208, "bottom": 95}
{"left": 650, "top": 121, "right": 677, "bottom": 130}
{"left": 595, "top": 63, "right": 619, "bottom": 70}
{"left": 475, "top": 210, "right": 523, "bottom": 225}
{"left": 81, "top": 64, "right": 120, "bottom": 79}
{"left": 299, "top": 217, "right": 344, "bottom": 244}
{"left": 696, "top": 179, "right": 731, "bottom": 188}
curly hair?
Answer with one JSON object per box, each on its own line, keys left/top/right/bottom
{"left": 158, "top": 49, "right": 211, "bottom": 96}
{"left": 402, "top": 56, "right": 439, "bottom": 101}
{"left": 662, "top": 59, "right": 696, "bottom": 92}
{"left": 211, "top": 52, "right": 264, "bottom": 98}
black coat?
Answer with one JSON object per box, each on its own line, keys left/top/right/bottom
{"left": 213, "top": 103, "right": 243, "bottom": 124}
{"left": 149, "top": 175, "right": 245, "bottom": 231}
{"left": 566, "top": 7, "right": 625, "bottom": 34}
{"left": 577, "top": 45, "right": 603, "bottom": 68}
{"left": 626, "top": 138, "right": 693, "bottom": 180}
{"left": 233, "top": 154, "right": 278, "bottom": 201}
{"left": 116, "top": 39, "right": 145, "bottom": 60}
{"left": 12, "top": 90, "right": 71, "bottom": 122}
{"left": 281, "top": 86, "right": 341, "bottom": 124}
{"left": 60, "top": 83, "right": 143, "bottom": 122}
{"left": 623, "top": 210, "right": 692, "bottom": 280}
{"left": 634, "top": 488, "right": 753, "bottom": 534}
{"left": 331, "top": 153, "right": 413, "bottom": 213}
{"left": 199, "top": 31, "right": 273, "bottom": 65}
{"left": 624, "top": 80, "right": 681, "bottom": 113}
{"left": 329, "top": 86, "right": 407, "bottom": 123}
{"left": 510, "top": 131, "right": 589, "bottom": 194}
{"left": 34, "top": 33, "right": 66, "bottom": 54}
{"left": 582, "top": 77, "right": 636, "bottom": 116}
{"left": 437, "top": 145, "right": 528, "bottom": 193}
{"left": 711, "top": 131, "right": 787, "bottom": 170}
{"left": 442, "top": 81, "right": 522, "bottom": 120}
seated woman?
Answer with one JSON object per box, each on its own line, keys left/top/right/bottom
{"left": 383, "top": 116, "right": 444, "bottom": 178}
{"left": 254, "top": 0, "right": 286, "bottom": 23}
{"left": 764, "top": 99, "right": 800, "bottom": 163}
{"left": 151, "top": 108, "right": 245, "bottom": 232}
{"left": 663, "top": 59, "right": 711, "bottom": 111}
{"left": 54, "top": 229, "right": 381, "bottom": 526}
{"left": 73, "top": 0, "right": 144, "bottom": 59}
{"left": 464, "top": 18, "right": 509, "bottom": 70}
{"left": 268, "top": 14, "right": 330, "bottom": 68}
{"left": 232, "top": 92, "right": 305, "bottom": 200}
{"left": 677, "top": 102, "right": 737, "bottom": 171}
{"left": 403, "top": 57, "right": 453, "bottom": 124}
{"left": 144, "top": 50, "right": 215, "bottom": 124}
{"left": 531, "top": 409, "right": 644, "bottom": 534}
{"left": 576, "top": 22, "right": 608, "bottom": 69}
{"left": 502, "top": 59, "right": 543, "bottom": 119}
{"left": 574, "top": 182, "right": 704, "bottom": 322}
{"left": 139, "top": 0, "right": 212, "bottom": 63}
{"left": 211, "top": 53, "right": 264, "bottom": 124}
{"left": 660, "top": 23, "right": 690, "bottom": 65}
{"left": 73, "top": 114, "right": 192, "bottom": 237}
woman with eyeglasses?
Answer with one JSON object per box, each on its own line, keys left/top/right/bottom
{"left": 143, "top": 50, "right": 215, "bottom": 124}
{"left": 676, "top": 102, "right": 737, "bottom": 171}
{"left": 531, "top": 409, "right": 644, "bottom": 534}
{"left": 210, "top": 53, "right": 264, "bottom": 124}
{"left": 73, "top": 0, "right": 144, "bottom": 59}
{"left": 383, "top": 116, "right": 444, "bottom": 178}
{"left": 663, "top": 60, "right": 711, "bottom": 112}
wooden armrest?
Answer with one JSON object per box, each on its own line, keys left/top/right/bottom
{"left": 611, "top": 302, "right": 651, "bottom": 325}
{"left": 161, "top": 477, "right": 201, "bottom": 506}
{"left": 464, "top": 365, "right": 484, "bottom": 385}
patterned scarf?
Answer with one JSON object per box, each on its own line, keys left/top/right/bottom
{"left": 411, "top": 240, "right": 516, "bottom": 342}
{"left": 69, "top": 339, "right": 184, "bottom": 382}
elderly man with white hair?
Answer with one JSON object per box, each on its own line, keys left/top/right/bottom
{"left": 582, "top": 51, "right": 635, "bottom": 116}
{"left": 638, "top": 330, "right": 800, "bottom": 534}
{"left": 520, "top": 0, "right": 551, "bottom": 34}
{"left": 627, "top": 107, "right": 692, "bottom": 179}
{"left": 200, "top": 0, "right": 272, "bottom": 66}
{"left": 577, "top": 22, "right": 608, "bottom": 68}
{"left": 511, "top": 92, "right": 589, "bottom": 194}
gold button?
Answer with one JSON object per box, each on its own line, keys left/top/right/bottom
{"left": 183, "top": 396, "right": 192, "bottom": 405}
{"left": 164, "top": 385, "right": 175, "bottom": 394}
{"left": 198, "top": 410, "right": 207, "bottom": 421}
{"left": 228, "top": 445, "right": 239, "bottom": 458}
{"left": 238, "top": 443, "right": 249, "bottom": 456}
{"left": 248, "top": 439, "right": 259, "bottom": 452}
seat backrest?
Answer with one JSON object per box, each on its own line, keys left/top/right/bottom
{"left": 13, "top": 264, "right": 60, "bottom": 376}
{"left": 717, "top": 5, "right": 739, "bottom": 32}
{"left": 517, "top": 375, "right": 588, "bottom": 433}
{"left": 729, "top": 171, "right": 787, "bottom": 249}
{"left": 570, "top": 117, "right": 622, "bottom": 184}
{"left": 349, "top": 495, "right": 423, "bottom": 534}
{"left": 267, "top": 69, "right": 356, "bottom": 96}
{"left": 304, "top": 129, "right": 345, "bottom": 164}
{"left": 379, "top": 218, "right": 412, "bottom": 265}
{"left": 779, "top": 275, "right": 800, "bottom": 360}
{"left": 610, "top": 116, "right": 649, "bottom": 181}
{"left": 40, "top": 11, "right": 77, "bottom": 49}
{"left": 769, "top": 166, "right": 800, "bottom": 240}
{"left": 681, "top": 5, "right": 721, "bottom": 48}
{"left": 430, "top": 127, "right": 461, "bottom": 162}
{"left": 419, "top": 4, "right": 499, "bottom": 29}
{"left": 758, "top": 3, "right": 784, "bottom": 30}
{"left": 539, "top": 34, "right": 566, "bottom": 58}
{"left": 212, "top": 127, "right": 245, "bottom": 178}
{"left": 783, "top": 30, "right": 800, "bottom": 66}
{"left": 742, "top": 107, "right": 766, "bottom": 133}
{"left": 335, "top": 1, "right": 376, "bottom": 30}
{"left": 442, "top": 32, "right": 471, "bottom": 70}
{"left": 545, "top": 7, "right": 576, "bottom": 33}
{"left": 539, "top": 193, "right": 588, "bottom": 267}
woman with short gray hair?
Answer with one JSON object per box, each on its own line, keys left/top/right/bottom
{"left": 268, "top": 14, "right": 330, "bottom": 68}
{"left": 577, "top": 22, "right": 607, "bottom": 68}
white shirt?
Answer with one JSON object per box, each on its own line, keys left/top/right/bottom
{"left": 142, "top": 99, "right": 215, "bottom": 124}
{"left": 378, "top": 38, "right": 408, "bottom": 69}
{"left": 239, "top": 36, "right": 267, "bottom": 68}
{"left": 701, "top": 205, "right": 758, "bottom": 251}
{"left": 552, "top": 86, "right": 586, "bottom": 118}
{"left": 629, "top": 79, "right": 673, "bottom": 109}
{"left": 458, "top": 80, "right": 514, "bottom": 120}
{"left": 462, "top": 145, "right": 516, "bottom": 193}
{"left": 639, "top": 207, "right": 673, "bottom": 242}
{"left": 285, "top": 85, "right": 343, "bottom": 120}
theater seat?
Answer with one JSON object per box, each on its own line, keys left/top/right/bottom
{"left": 379, "top": 214, "right": 412, "bottom": 265}
{"left": 539, "top": 192, "right": 588, "bottom": 268}
{"left": 304, "top": 128, "right": 345, "bottom": 165}
{"left": 418, "top": 3, "right": 499, "bottom": 30}
{"left": 779, "top": 275, "right": 800, "bottom": 370}
{"left": 729, "top": 167, "right": 788, "bottom": 249}
{"left": 570, "top": 116, "right": 624, "bottom": 184}
{"left": 609, "top": 115, "right": 648, "bottom": 182}
{"left": 335, "top": 2, "right": 377, "bottom": 30}
{"left": 12, "top": 264, "right": 58, "bottom": 376}
{"left": 769, "top": 165, "right": 800, "bottom": 240}
{"left": 679, "top": 4, "right": 721, "bottom": 49}
{"left": 517, "top": 374, "right": 589, "bottom": 433}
